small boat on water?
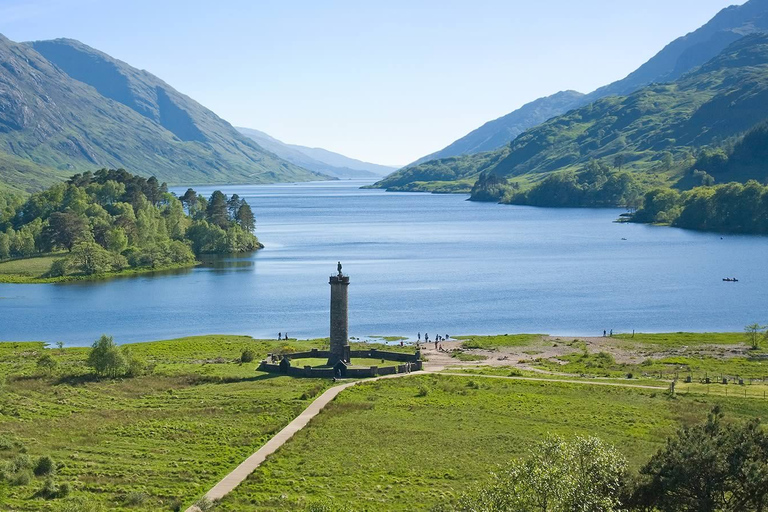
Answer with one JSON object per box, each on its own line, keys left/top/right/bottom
{"left": 723, "top": 278, "right": 739, "bottom": 282}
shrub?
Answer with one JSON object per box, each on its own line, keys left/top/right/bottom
{"left": 87, "top": 335, "right": 126, "bottom": 378}
{"left": 457, "top": 436, "right": 627, "bottom": 511}
{"left": 10, "top": 454, "right": 32, "bottom": 472}
{"left": 240, "top": 349, "right": 255, "bottom": 363}
{"left": 34, "top": 455, "right": 56, "bottom": 476}
{"left": 416, "top": 386, "right": 429, "bottom": 397}
{"left": 0, "top": 435, "right": 14, "bottom": 451}
{"left": 40, "top": 476, "right": 58, "bottom": 498}
{"left": 57, "top": 481, "right": 71, "bottom": 498}
{"left": 195, "top": 496, "right": 218, "bottom": 512}
{"left": 124, "top": 490, "right": 148, "bottom": 506}
{"left": 11, "top": 469, "right": 32, "bottom": 486}
{"left": 123, "top": 349, "right": 148, "bottom": 377}
{"left": 47, "top": 258, "right": 70, "bottom": 277}
{"left": 37, "top": 354, "right": 58, "bottom": 374}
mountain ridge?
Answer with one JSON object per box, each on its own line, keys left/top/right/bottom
{"left": 375, "top": 33, "right": 768, "bottom": 192}
{"left": 237, "top": 127, "right": 394, "bottom": 179}
{"left": 397, "top": 0, "right": 768, "bottom": 174}
{"left": 0, "top": 35, "right": 326, "bottom": 192}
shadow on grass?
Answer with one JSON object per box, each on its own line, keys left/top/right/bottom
{"left": 185, "top": 372, "right": 286, "bottom": 385}
{"left": 53, "top": 373, "right": 101, "bottom": 386}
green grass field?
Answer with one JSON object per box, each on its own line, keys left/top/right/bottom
{"left": 219, "top": 373, "right": 768, "bottom": 511}
{"left": 0, "top": 336, "right": 402, "bottom": 511}
{"left": 0, "top": 255, "right": 61, "bottom": 278}
{"left": 454, "top": 334, "right": 544, "bottom": 350}
{"left": 1, "top": 331, "right": 767, "bottom": 510}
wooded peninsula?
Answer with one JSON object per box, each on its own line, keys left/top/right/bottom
{"left": 0, "top": 169, "right": 260, "bottom": 282}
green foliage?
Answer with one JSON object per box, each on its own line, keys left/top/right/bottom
{"left": 629, "top": 407, "right": 768, "bottom": 512}
{"left": 745, "top": 323, "right": 767, "bottom": 350}
{"left": 33, "top": 456, "right": 55, "bottom": 477}
{"left": 240, "top": 349, "right": 255, "bottom": 363}
{"left": 47, "top": 258, "right": 70, "bottom": 278}
{"left": 632, "top": 180, "right": 768, "bottom": 233}
{"left": 457, "top": 334, "right": 543, "bottom": 350}
{"left": 36, "top": 354, "right": 58, "bottom": 374}
{"left": 86, "top": 335, "right": 127, "bottom": 378}
{"left": 457, "top": 436, "right": 627, "bottom": 512}
{"left": 0, "top": 169, "right": 261, "bottom": 281}
{"left": 469, "top": 172, "right": 515, "bottom": 202}
{"left": 195, "top": 496, "right": 219, "bottom": 511}
{"left": 498, "top": 165, "right": 646, "bottom": 208}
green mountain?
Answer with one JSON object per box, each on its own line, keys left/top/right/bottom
{"left": 408, "top": 90, "right": 586, "bottom": 167}
{"left": 236, "top": 127, "right": 394, "bottom": 179}
{"left": 376, "top": 33, "right": 768, "bottom": 192}
{"left": 0, "top": 35, "right": 326, "bottom": 193}
{"left": 397, "top": 0, "right": 768, "bottom": 177}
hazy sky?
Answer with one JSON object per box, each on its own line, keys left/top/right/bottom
{"left": 0, "top": 0, "right": 747, "bottom": 165}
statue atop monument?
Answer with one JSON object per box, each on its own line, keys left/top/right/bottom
{"left": 337, "top": 261, "right": 343, "bottom": 276}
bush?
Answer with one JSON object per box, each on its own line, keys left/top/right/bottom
{"left": 240, "top": 349, "right": 255, "bottom": 363}
{"left": 10, "top": 454, "right": 32, "bottom": 472}
{"left": 37, "top": 354, "right": 58, "bottom": 374}
{"left": 34, "top": 455, "right": 56, "bottom": 476}
{"left": 47, "top": 258, "right": 70, "bottom": 277}
{"left": 0, "top": 435, "right": 14, "bottom": 451}
{"left": 40, "top": 476, "right": 58, "bottom": 498}
{"left": 57, "top": 481, "right": 71, "bottom": 498}
{"left": 123, "top": 349, "right": 148, "bottom": 377}
{"left": 416, "top": 386, "right": 429, "bottom": 397}
{"left": 124, "top": 490, "right": 148, "bottom": 506}
{"left": 87, "top": 335, "right": 126, "bottom": 378}
{"left": 457, "top": 436, "right": 627, "bottom": 512}
{"left": 11, "top": 469, "right": 32, "bottom": 486}
{"left": 195, "top": 496, "right": 218, "bottom": 512}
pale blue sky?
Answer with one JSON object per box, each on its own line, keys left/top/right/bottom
{"left": 0, "top": 0, "right": 746, "bottom": 165}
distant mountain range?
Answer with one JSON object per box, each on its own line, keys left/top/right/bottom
{"left": 395, "top": 0, "right": 768, "bottom": 177}
{"left": 0, "top": 36, "right": 327, "bottom": 193}
{"left": 377, "top": 0, "right": 768, "bottom": 191}
{"left": 237, "top": 127, "right": 395, "bottom": 179}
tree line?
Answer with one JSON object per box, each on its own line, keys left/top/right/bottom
{"left": 631, "top": 180, "right": 768, "bottom": 234}
{"left": 470, "top": 160, "right": 646, "bottom": 209}
{"left": 0, "top": 168, "right": 260, "bottom": 277}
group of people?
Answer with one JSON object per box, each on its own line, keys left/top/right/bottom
{"left": 417, "top": 332, "right": 450, "bottom": 351}
{"left": 277, "top": 332, "right": 290, "bottom": 341}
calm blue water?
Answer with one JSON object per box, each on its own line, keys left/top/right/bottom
{"left": 1, "top": 180, "right": 767, "bottom": 346}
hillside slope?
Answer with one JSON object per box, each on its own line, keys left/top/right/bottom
{"left": 0, "top": 35, "right": 325, "bottom": 191}
{"left": 399, "top": 0, "right": 768, "bottom": 174}
{"left": 237, "top": 127, "right": 393, "bottom": 179}
{"left": 376, "top": 34, "right": 768, "bottom": 191}
{"left": 408, "top": 90, "right": 586, "bottom": 166}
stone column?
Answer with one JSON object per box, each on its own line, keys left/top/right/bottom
{"left": 328, "top": 272, "right": 350, "bottom": 365}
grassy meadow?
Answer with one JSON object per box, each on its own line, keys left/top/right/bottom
{"left": 219, "top": 373, "right": 768, "bottom": 511}
{"left": 0, "top": 335, "right": 409, "bottom": 511}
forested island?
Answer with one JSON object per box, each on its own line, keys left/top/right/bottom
{"left": 0, "top": 169, "right": 259, "bottom": 282}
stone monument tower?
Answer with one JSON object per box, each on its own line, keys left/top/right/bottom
{"left": 328, "top": 262, "right": 351, "bottom": 366}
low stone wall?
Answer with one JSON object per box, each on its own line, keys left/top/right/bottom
{"left": 257, "top": 358, "right": 422, "bottom": 378}
{"left": 268, "top": 348, "right": 421, "bottom": 363}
